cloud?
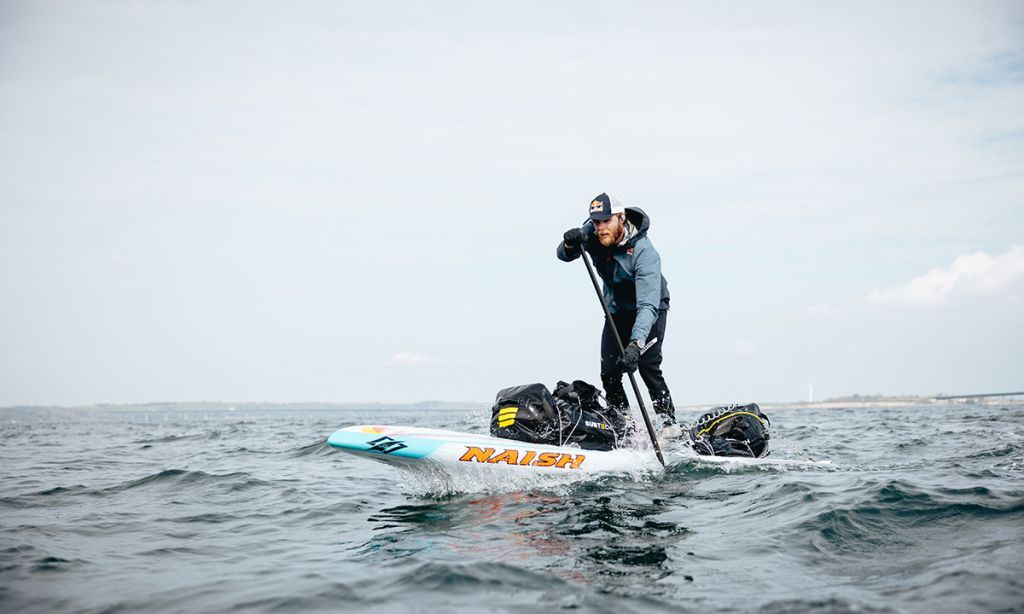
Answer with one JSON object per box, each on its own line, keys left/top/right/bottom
{"left": 734, "top": 338, "right": 757, "bottom": 356}
{"left": 388, "top": 352, "right": 449, "bottom": 366}
{"left": 868, "top": 245, "right": 1024, "bottom": 306}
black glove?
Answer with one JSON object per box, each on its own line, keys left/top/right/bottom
{"left": 562, "top": 227, "right": 585, "bottom": 248}
{"left": 618, "top": 340, "right": 642, "bottom": 373}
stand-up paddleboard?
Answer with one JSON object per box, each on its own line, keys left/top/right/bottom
{"left": 327, "top": 425, "right": 659, "bottom": 473}
{"left": 327, "top": 425, "right": 830, "bottom": 473}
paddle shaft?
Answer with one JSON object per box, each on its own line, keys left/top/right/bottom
{"left": 579, "top": 248, "right": 666, "bottom": 467}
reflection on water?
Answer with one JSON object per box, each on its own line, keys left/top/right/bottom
{"left": 363, "top": 478, "right": 695, "bottom": 589}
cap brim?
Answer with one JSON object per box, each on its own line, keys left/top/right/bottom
{"left": 590, "top": 212, "right": 613, "bottom": 221}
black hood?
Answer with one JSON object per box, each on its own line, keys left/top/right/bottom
{"left": 621, "top": 207, "right": 651, "bottom": 249}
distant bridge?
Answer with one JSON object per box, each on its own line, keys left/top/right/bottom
{"left": 933, "top": 391, "right": 1024, "bottom": 400}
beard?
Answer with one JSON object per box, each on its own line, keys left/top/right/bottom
{"left": 597, "top": 224, "right": 624, "bottom": 247}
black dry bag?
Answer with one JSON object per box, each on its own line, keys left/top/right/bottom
{"left": 688, "top": 403, "right": 770, "bottom": 458}
{"left": 489, "top": 380, "right": 630, "bottom": 451}
{"left": 551, "top": 380, "right": 632, "bottom": 451}
{"left": 490, "top": 383, "right": 562, "bottom": 446}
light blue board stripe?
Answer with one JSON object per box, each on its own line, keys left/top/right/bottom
{"left": 327, "top": 430, "right": 444, "bottom": 460}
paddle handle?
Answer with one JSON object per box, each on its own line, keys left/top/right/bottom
{"left": 580, "top": 249, "right": 666, "bottom": 466}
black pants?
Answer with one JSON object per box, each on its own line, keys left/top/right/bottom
{"left": 601, "top": 309, "right": 675, "bottom": 423}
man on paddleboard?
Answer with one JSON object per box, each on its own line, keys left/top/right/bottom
{"left": 557, "top": 192, "right": 676, "bottom": 426}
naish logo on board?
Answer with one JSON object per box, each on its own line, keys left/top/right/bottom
{"left": 458, "top": 446, "right": 586, "bottom": 469}
{"left": 366, "top": 435, "right": 408, "bottom": 454}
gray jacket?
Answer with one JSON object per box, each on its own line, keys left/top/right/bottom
{"left": 557, "top": 207, "right": 670, "bottom": 343}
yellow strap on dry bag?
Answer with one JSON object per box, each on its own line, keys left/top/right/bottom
{"left": 696, "top": 411, "right": 767, "bottom": 437}
{"left": 497, "top": 405, "right": 518, "bottom": 428}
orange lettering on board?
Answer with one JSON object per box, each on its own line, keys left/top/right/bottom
{"left": 487, "top": 449, "right": 519, "bottom": 465}
{"left": 460, "top": 446, "right": 585, "bottom": 469}
{"left": 459, "top": 447, "right": 495, "bottom": 463}
{"left": 555, "top": 453, "right": 586, "bottom": 469}
{"left": 534, "top": 452, "right": 559, "bottom": 467}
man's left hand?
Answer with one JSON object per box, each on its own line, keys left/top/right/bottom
{"left": 618, "top": 341, "right": 641, "bottom": 373}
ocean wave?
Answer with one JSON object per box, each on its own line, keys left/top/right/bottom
{"left": 0, "top": 544, "right": 39, "bottom": 574}
{"left": 133, "top": 433, "right": 211, "bottom": 444}
{"left": 286, "top": 440, "right": 334, "bottom": 458}
{"left": 226, "top": 582, "right": 360, "bottom": 611}
{"left": 31, "top": 556, "right": 82, "bottom": 572}
{"left": 0, "top": 484, "right": 99, "bottom": 509}
{"left": 166, "top": 512, "right": 240, "bottom": 524}
{"left": 776, "top": 424, "right": 825, "bottom": 442}
{"left": 960, "top": 442, "right": 1021, "bottom": 460}
{"left": 110, "top": 469, "right": 272, "bottom": 494}
{"left": 385, "top": 561, "right": 556, "bottom": 591}
{"left": 759, "top": 597, "right": 894, "bottom": 613}
{"left": 796, "top": 479, "right": 1024, "bottom": 560}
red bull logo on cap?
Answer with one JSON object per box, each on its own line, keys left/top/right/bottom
{"left": 590, "top": 199, "right": 604, "bottom": 212}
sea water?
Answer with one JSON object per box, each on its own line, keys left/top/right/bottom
{"left": 1, "top": 403, "right": 1021, "bottom": 613}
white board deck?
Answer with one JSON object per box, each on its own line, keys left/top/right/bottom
{"left": 326, "top": 425, "right": 831, "bottom": 475}
{"left": 327, "top": 425, "right": 658, "bottom": 473}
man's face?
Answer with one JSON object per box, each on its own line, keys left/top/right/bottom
{"left": 594, "top": 214, "right": 624, "bottom": 247}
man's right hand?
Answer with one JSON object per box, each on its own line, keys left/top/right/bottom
{"left": 563, "top": 227, "right": 585, "bottom": 248}
{"left": 618, "top": 341, "right": 642, "bottom": 374}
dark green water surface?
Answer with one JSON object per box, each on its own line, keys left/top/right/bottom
{"left": 1, "top": 404, "right": 1021, "bottom": 613}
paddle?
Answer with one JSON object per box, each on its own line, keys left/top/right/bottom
{"left": 579, "top": 249, "right": 666, "bottom": 467}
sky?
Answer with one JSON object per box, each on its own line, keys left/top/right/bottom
{"left": 1, "top": 1, "right": 1022, "bottom": 407}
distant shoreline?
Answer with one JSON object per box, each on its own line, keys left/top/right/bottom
{"left": 2, "top": 396, "right": 1020, "bottom": 414}
{"left": 0, "top": 401, "right": 484, "bottom": 413}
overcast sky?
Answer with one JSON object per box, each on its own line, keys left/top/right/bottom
{"left": 1, "top": 1, "right": 1022, "bottom": 407}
